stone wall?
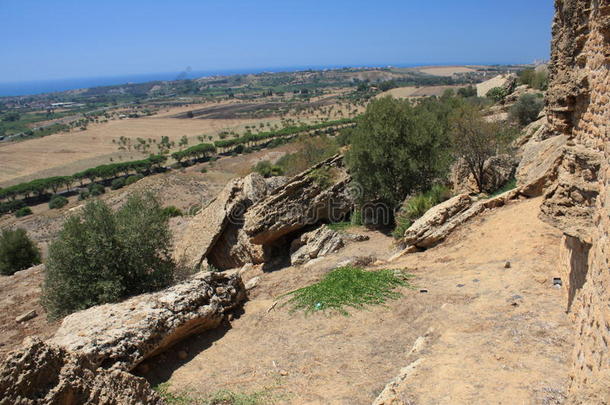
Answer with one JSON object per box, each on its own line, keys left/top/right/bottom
{"left": 544, "top": 0, "right": 610, "bottom": 400}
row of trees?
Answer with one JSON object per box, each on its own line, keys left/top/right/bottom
{"left": 171, "top": 143, "right": 216, "bottom": 164}
{"left": 213, "top": 118, "right": 354, "bottom": 152}
{"left": 0, "top": 154, "right": 168, "bottom": 203}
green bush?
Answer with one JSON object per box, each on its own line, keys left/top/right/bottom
{"left": 15, "top": 207, "right": 32, "bottom": 218}
{"left": 0, "top": 228, "right": 41, "bottom": 275}
{"left": 510, "top": 94, "right": 544, "bottom": 126}
{"left": 88, "top": 183, "right": 105, "bottom": 196}
{"left": 161, "top": 205, "right": 183, "bottom": 218}
{"left": 252, "top": 160, "right": 284, "bottom": 178}
{"left": 307, "top": 167, "right": 334, "bottom": 189}
{"left": 111, "top": 178, "right": 126, "bottom": 190}
{"left": 78, "top": 190, "right": 90, "bottom": 201}
{"left": 125, "top": 174, "right": 144, "bottom": 186}
{"left": 486, "top": 87, "right": 508, "bottom": 102}
{"left": 518, "top": 68, "right": 548, "bottom": 90}
{"left": 200, "top": 168, "right": 208, "bottom": 174}
{"left": 49, "top": 195, "right": 69, "bottom": 209}
{"left": 42, "top": 193, "right": 176, "bottom": 318}
{"left": 392, "top": 184, "right": 451, "bottom": 239}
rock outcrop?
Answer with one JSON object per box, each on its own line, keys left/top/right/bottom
{"left": 49, "top": 271, "right": 246, "bottom": 371}
{"left": 0, "top": 338, "right": 163, "bottom": 405}
{"left": 516, "top": 133, "right": 568, "bottom": 196}
{"left": 542, "top": 0, "right": 609, "bottom": 400}
{"left": 244, "top": 155, "right": 354, "bottom": 246}
{"left": 175, "top": 173, "right": 268, "bottom": 270}
{"left": 451, "top": 154, "right": 517, "bottom": 194}
{"left": 400, "top": 188, "right": 522, "bottom": 250}
{"left": 289, "top": 226, "right": 344, "bottom": 265}
{"left": 176, "top": 155, "right": 354, "bottom": 270}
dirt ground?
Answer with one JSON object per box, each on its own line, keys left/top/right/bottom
{"left": 139, "top": 197, "right": 572, "bottom": 404}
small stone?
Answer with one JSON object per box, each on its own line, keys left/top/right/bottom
{"left": 178, "top": 351, "right": 188, "bottom": 360}
{"left": 457, "top": 284, "right": 465, "bottom": 288}
{"left": 504, "top": 261, "right": 511, "bottom": 268}
{"left": 279, "top": 370, "right": 288, "bottom": 376}
{"left": 227, "top": 313, "right": 234, "bottom": 321}
{"left": 245, "top": 276, "right": 260, "bottom": 290}
{"left": 15, "top": 310, "right": 37, "bottom": 323}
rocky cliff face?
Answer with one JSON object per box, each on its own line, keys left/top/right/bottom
{"left": 543, "top": 0, "right": 610, "bottom": 400}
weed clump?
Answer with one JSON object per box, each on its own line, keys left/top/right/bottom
{"left": 281, "top": 266, "right": 411, "bottom": 316}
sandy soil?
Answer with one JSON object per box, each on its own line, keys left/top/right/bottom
{"left": 141, "top": 197, "right": 571, "bottom": 404}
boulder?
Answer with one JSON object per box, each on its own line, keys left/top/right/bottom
{"left": 402, "top": 194, "right": 476, "bottom": 248}
{"left": 451, "top": 154, "right": 517, "bottom": 194}
{"left": 289, "top": 226, "right": 345, "bottom": 265}
{"left": 49, "top": 271, "right": 246, "bottom": 371}
{"left": 516, "top": 134, "right": 568, "bottom": 197}
{"left": 175, "top": 173, "right": 268, "bottom": 270}
{"left": 0, "top": 338, "right": 162, "bottom": 405}
{"left": 540, "top": 144, "right": 603, "bottom": 242}
{"left": 401, "top": 188, "right": 522, "bottom": 250}
{"left": 244, "top": 155, "right": 354, "bottom": 246}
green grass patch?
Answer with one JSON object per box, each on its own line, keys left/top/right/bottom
{"left": 281, "top": 266, "right": 412, "bottom": 316}
{"left": 488, "top": 177, "right": 517, "bottom": 198}
{"left": 325, "top": 221, "right": 352, "bottom": 232}
{"left": 154, "top": 383, "right": 275, "bottom": 405}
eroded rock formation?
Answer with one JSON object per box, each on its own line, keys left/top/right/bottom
{"left": 542, "top": 0, "right": 610, "bottom": 400}
{"left": 0, "top": 338, "right": 163, "bottom": 405}
{"left": 177, "top": 155, "right": 355, "bottom": 270}
{"left": 49, "top": 271, "right": 245, "bottom": 371}
{"left": 244, "top": 154, "right": 353, "bottom": 246}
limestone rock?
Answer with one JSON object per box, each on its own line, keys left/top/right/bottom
{"left": 516, "top": 134, "right": 568, "bottom": 197}
{"left": 451, "top": 155, "right": 517, "bottom": 194}
{"left": 49, "top": 271, "right": 246, "bottom": 371}
{"left": 244, "top": 155, "right": 354, "bottom": 246}
{"left": 540, "top": 144, "right": 603, "bottom": 242}
{"left": 175, "top": 173, "right": 268, "bottom": 270}
{"left": 264, "top": 176, "right": 289, "bottom": 192}
{"left": 290, "top": 226, "right": 344, "bottom": 265}
{"left": 401, "top": 188, "right": 522, "bottom": 249}
{"left": 402, "top": 194, "right": 476, "bottom": 248}
{"left": 0, "top": 337, "right": 163, "bottom": 405}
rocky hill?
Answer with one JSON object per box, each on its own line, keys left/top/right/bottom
{"left": 0, "top": 1, "right": 608, "bottom": 404}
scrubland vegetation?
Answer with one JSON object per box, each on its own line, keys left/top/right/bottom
{"left": 0, "top": 228, "right": 41, "bottom": 276}
{"left": 41, "top": 193, "right": 177, "bottom": 318}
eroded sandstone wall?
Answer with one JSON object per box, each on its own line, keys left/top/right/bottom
{"left": 544, "top": 0, "right": 610, "bottom": 400}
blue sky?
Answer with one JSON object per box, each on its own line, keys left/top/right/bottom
{"left": 0, "top": 0, "right": 554, "bottom": 83}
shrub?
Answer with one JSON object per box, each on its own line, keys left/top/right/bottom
{"left": 111, "top": 178, "right": 126, "bottom": 190}
{"left": 486, "top": 87, "right": 508, "bottom": 102}
{"left": 49, "top": 195, "right": 69, "bottom": 209}
{"left": 392, "top": 184, "right": 451, "bottom": 239}
{"left": 161, "top": 205, "right": 183, "bottom": 218}
{"left": 307, "top": 167, "right": 334, "bottom": 189}
{"left": 15, "top": 207, "right": 32, "bottom": 218}
{"left": 0, "top": 200, "right": 25, "bottom": 215}
{"left": 78, "top": 190, "right": 90, "bottom": 201}
{"left": 509, "top": 94, "right": 544, "bottom": 126}
{"left": 346, "top": 97, "right": 452, "bottom": 212}
{"left": 125, "top": 174, "right": 144, "bottom": 186}
{"left": 0, "top": 228, "right": 41, "bottom": 275}
{"left": 252, "top": 160, "right": 284, "bottom": 178}
{"left": 42, "top": 193, "right": 175, "bottom": 318}
{"left": 88, "top": 183, "right": 105, "bottom": 196}
{"left": 200, "top": 168, "right": 208, "bottom": 174}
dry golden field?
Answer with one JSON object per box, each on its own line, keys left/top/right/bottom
{"left": 0, "top": 99, "right": 360, "bottom": 187}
